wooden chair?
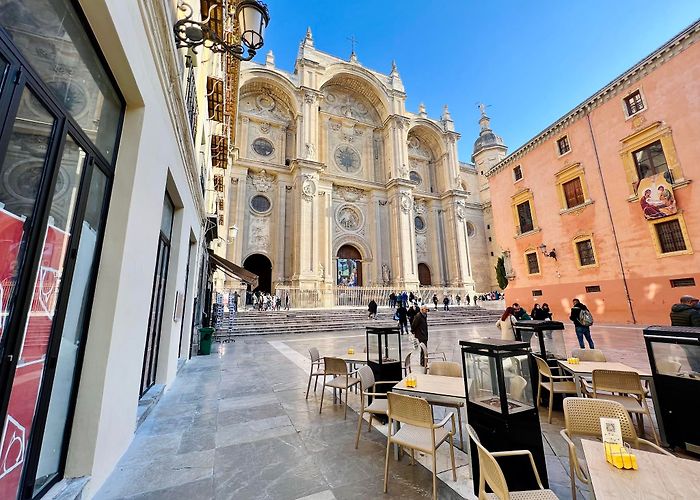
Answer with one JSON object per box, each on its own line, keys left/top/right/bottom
{"left": 534, "top": 355, "right": 577, "bottom": 423}
{"left": 354, "top": 365, "right": 398, "bottom": 448}
{"left": 384, "top": 392, "right": 456, "bottom": 500}
{"left": 571, "top": 348, "right": 607, "bottom": 362}
{"left": 467, "top": 425, "right": 558, "bottom": 500}
{"left": 592, "top": 369, "right": 660, "bottom": 444}
{"left": 427, "top": 361, "right": 465, "bottom": 449}
{"left": 560, "top": 397, "right": 671, "bottom": 499}
{"left": 319, "top": 357, "right": 360, "bottom": 419}
{"left": 305, "top": 347, "right": 324, "bottom": 399}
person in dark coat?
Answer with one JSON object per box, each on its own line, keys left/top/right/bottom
{"left": 670, "top": 295, "right": 700, "bottom": 372}
{"left": 407, "top": 304, "right": 417, "bottom": 326}
{"left": 541, "top": 303, "right": 553, "bottom": 320}
{"left": 389, "top": 292, "right": 397, "bottom": 309}
{"left": 432, "top": 294, "right": 438, "bottom": 310}
{"left": 412, "top": 306, "right": 429, "bottom": 367}
{"left": 570, "top": 299, "right": 594, "bottom": 348}
{"left": 442, "top": 296, "right": 450, "bottom": 311}
{"left": 396, "top": 303, "right": 409, "bottom": 335}
{"left": 670, "top": 295, "right": 700, "bottom": 326}
{"left": 368, "top": 299, "right": 378, "bottom": 319}
{"left": 465, "top": 294, "right": 471, "bottom": 306}
{"left": 531, "top": 303, "right": 546, "bottom": 320}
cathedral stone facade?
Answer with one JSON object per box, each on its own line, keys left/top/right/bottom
{"left": 225, "top": 29, "right": 491, "bottom": 296}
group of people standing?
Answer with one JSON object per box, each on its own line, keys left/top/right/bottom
{"left": 496, "top": 299, "right": 595, "bottom": 349}
{"left": 249, "top": 290, "right": 290, "bottom": 311}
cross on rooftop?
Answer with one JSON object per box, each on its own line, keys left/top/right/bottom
{"left": 347, "top": 34, "right": 358, "bottom": 56}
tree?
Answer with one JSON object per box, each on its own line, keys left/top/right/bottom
{"left": 495, "top": 256, "right": 508, "bottom": 290}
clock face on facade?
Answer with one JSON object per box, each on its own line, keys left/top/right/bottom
{"left": 334, "top": 145, "right": 361, "bottom": 173}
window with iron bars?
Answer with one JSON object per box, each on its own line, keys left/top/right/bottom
{"left": 214, "top": 174, "right": 225, "bottom": 192}
{"left": 207, "top": 77, "right": 224, "bottom": 122}
{"left": 211, "top": 135, "right": 228, "bottom": 168}
{"left": 218, "top": 198, "right": 225, "bottom": 212}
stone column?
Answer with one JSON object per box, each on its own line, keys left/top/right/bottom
{"left": 387, "top": 179, "right": 419, "bottom": 288}
{"left": 226, "top": 167, "right": 249, "bottom": 266}
{"left": 290, "top": 159, "right": 324, "bottom": 289}
{"left": 442, "top": 194, "right": 474, "bottom": 289}
{"left": 301, "top": 89, "right": 321, "bottom": 162}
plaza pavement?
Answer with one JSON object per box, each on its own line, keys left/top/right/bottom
{"left": 95, "top": 320, "right": 666, "bottom": 500}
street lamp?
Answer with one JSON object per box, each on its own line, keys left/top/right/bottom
{"left": 174, "top": 0, "right": 270, "bottom": 61}
{"left": 538, "top": 244, "right": 557, "bottom": 261}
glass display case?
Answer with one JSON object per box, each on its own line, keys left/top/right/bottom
{"left": 644, "top": 325, "right": 700, "bottom": 453}
{"left": 513, "top": 320, "right": 566, "bottom": 364}
{"left": 460, "top": 338, "right": 548, "bottom": 492}
{"left": 365, "top": 327, "right": 402, "bottom": 395}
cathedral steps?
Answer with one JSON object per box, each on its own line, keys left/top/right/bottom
{"left": 214, "top": 306, "right": 502, "bottom": 337}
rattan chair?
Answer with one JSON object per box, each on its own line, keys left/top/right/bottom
{"left": 570, "top": 348, "right": 607, "bottom": 362}
{"left": 427, "top": 361, "right": 465, "bottom": 449}
{"left": 467, "top": 425, "right": 558, "bottom": 500}
{"left": 591, "top": 369, "right": 659, "bottom": 444}
{"left": 319, "top": 357, "right": 360, "bottom": 419}
{"left": 354, "top": 365, "right": 398, "bottom": 448}
{"left": 384, "top": 392, "right": 456, "bottom": 500}
{"left": 305, "top": 347, "right": 325, "bottom": 399}
{"left": 534, "top": 355, "right": 577, "bottom": 423}
{"left": 560, "top": 397, "right": 671, "bottom": 499}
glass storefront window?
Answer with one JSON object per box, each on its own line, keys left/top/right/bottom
{"left": 0, "top": 135, "right": 84, "bottom": 498}
{"left": 0, "top": 88, "right": 55, "bottom": 344}
{"left": 33, "top": 167, "right": 107, "bottom": 494}
{"left": 0, "top": 0, "right": 122, "bottom": 162}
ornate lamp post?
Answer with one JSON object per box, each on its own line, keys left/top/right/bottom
{"left": 174, "top": 0, "right": 270, "bottom": 61}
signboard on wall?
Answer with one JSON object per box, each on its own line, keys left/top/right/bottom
{"left": 638, "top": 174, "right": 677, "bottom": 220}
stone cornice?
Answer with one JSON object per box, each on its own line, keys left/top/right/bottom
{"left": 138, "top": 0, "right": 205, "bottom": 218}
{"left": 486, "top": 20, "right": 700, "bottom": 178}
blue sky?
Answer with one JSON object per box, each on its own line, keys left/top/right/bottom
{"left": 258, "top": 1, "right": 699, "bottom": 162}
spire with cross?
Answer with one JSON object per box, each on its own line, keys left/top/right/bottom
{"left": 347, "top": 34, "right": 358, "bottom": 62}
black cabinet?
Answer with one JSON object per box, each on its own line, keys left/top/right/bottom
{"left": 460, "top": 338, "right": 548, "bottom": 493}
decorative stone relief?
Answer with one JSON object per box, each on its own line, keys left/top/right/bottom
{"left": 414, "top": 199, "right": 428, "bottom": 216}
{"left": 259, "top": 122, "right": 271, "bottom": 134}
{"left": 393, "top": 115, "right": 410, "bottom": 129}
{"left": 408, "top": 136, "right": 432, "bottom": 160}
{"left": 304, "top": 142, "right": 316, "bottom": 160}
{"left": 335, "top": 185, "right": 366, "bottom": 202}
{"left": 399, "top": 191, "right": 413, "bottom": 214}
{"left": 322, "top": 89, "right": 374, "bottom": 122}
{"left": 336, "top": 204, "right": 363, "bottom": 231}
{"left": 240, "top": 91, "right": 291, "bottom": 123}
{"left": 301, "top": 174, "right": 317, "bottom": 202}
{"left": 304, "top": 91, "right": 317, "bottom": 104}
{"left": 456, "top": 200, "right": 467, "bottom": 220}
{"left": 416, "top": 234, "right": 428, "bottom": 255}
{"left": 249, "top": 169, "right": 276, "bottom": 192}
{"left": 249, "top": 216, "right": 270, "bottom": 250}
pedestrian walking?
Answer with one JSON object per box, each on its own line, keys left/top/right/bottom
{"left": 432, "top": 294, "right": 438, "bottom": 310}
{"left": 389, "top": 292, "right": 397, "bottom": 309}
{"left": 285, "top": 293, "right": 290, "bottom": 310}
{"left": 368, "top": 299, "right": 378, "bottom": 319}
{"left": 541, "top": 303, "right": 553, "bottom": 320}
{"left": 456, "top": 294, "right": 461, "bottom": 306}
{"left": 496, "top": 307, "right": 516, "bottom": 340}
{"left": 411, "top": 305, "right": 429, "bottom": 367}
{"left": 442, "top": 296, "right": 450, "bottom": 311}
{"left": 401, "top": 291, "right": 408, "bottom": 308}
{"left": 570, "top": 298, "right": 595, "bottom": 348}
{"left": 396, "top": 303, "right": 409, "bottom": 335}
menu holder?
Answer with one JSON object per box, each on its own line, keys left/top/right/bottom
{"left": 601, "top": 417, "right": 638, "bottom": 470}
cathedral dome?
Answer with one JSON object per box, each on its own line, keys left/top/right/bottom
{"left": 472, "top": 108, "right": 506, "bottom": 156}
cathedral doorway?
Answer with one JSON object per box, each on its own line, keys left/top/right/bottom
{"left": 418, "top": 263, "right": 432, "bottom": 286}
{"left": 243, "top": 254, "right": 272, "bottom": 293}
{"left": 336, "top": 245, "right": 363, "bottom": 286}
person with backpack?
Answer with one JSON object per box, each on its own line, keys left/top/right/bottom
{"left": 570, "top": 298, "right": 595, "bottom": 348}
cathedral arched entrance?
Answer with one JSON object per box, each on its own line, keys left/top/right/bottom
{"left": 418, "top": 263, "right": 432, "bottom": 286}
{"left": 243, "top": 254, "right": 272, "bottom": 293}
{"left": 336, "top": 244, "right": 362, "bottom": 286}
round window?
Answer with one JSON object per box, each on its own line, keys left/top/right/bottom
{"left": 409, "top": 170, "right": 422, "bottom": 185}
{"left": 466, "top": 221, "right": 476, "bottom": 237}
{"left": 252, "top": 137, "right": 274, "bottom": 156}
{"left": 414, "top": 216, "right": 426, "bottom": 231}
{"left": 250, "top": 195, "right": 271, "bottom": 213}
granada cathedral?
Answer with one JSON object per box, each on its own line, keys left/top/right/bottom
{"left": 223, "top": 28, "right": 504, "bottom": 298}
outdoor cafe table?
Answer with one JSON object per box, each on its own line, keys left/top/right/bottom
{"left": 581, "top": 439, "right": 700, "bottom": 499}
{"left": 557, "top": 360, "right": 666, "bottom": 444}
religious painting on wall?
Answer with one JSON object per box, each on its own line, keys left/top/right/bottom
{"left": 638, "top": 174, "right": 677, "bottom": 220}
{"left": 337, "top": 258, "right": 358, "bottom": 286}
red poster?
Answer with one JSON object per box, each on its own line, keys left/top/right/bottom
{"left": 0, "top": 217, "right": 68, "bottom": 498}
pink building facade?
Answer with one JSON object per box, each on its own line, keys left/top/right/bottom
{"left": 485, "top": 21, "right": 700, "bottom": 324}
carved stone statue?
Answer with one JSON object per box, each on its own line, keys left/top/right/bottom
{"left": 381, "top": 264, "right": 391, "bottom": 285}
{"left": 319, "top": 263, "right": 325, "bottom": 279}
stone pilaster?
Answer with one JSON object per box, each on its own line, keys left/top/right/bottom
{"left": 290, "top": 159, "right": 324, "bottom": 288}
{"left": 386, "top": 179, "right": 419, "bottom": 288}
